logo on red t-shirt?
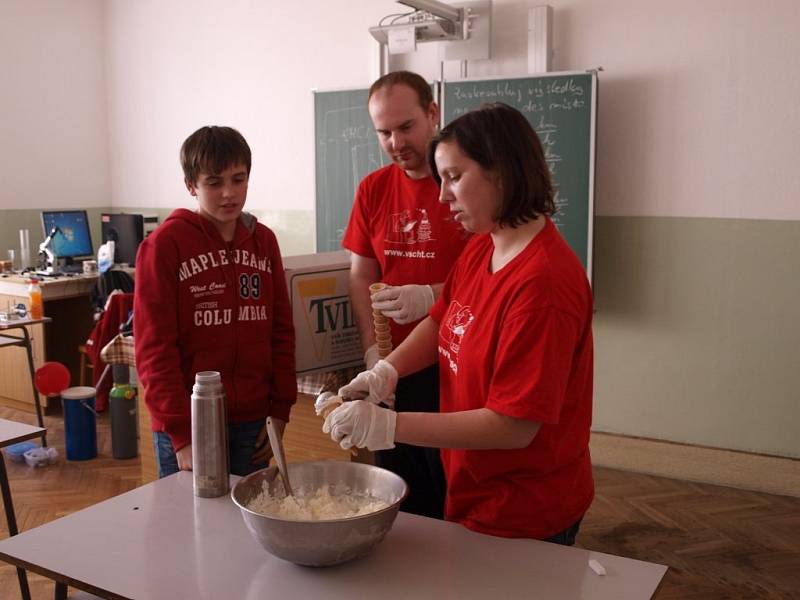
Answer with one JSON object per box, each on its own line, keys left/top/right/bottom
{"left": 385, "top": 208, "right": 434, "bottom": 245}
{"left": 439, "top": 301, "right": 475, "bottom": 375}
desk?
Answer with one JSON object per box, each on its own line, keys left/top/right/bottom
{"left": 0, "top": 418, "right": 46, "bottom": 600}
{"left": 0, "top": 471, "right": 667, "bottom": 599}
{"left": 0, "top": 274, "right": 97, "bottom": 412}
{"left": 0, "top": 316, "right": 53, "bottom": 438}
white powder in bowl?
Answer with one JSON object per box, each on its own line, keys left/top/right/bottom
{"left": 247, "top": 484, "right": 391, "bottom": 520}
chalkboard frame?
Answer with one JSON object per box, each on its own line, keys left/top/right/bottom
{"left": 441, "top": 70, "right": 598, "bottom": 280}
{"left": 313, "top": 72, "right": 597, "bottom": 280}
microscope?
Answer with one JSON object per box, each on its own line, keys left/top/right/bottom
{"left": 38, "top": 226, "right": 61, "bottom": 275}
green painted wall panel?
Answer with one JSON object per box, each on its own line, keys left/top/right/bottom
{"left": 593, "top": 216, "right": 800, "bottom": 458}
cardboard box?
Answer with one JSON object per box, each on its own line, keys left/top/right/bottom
{"left": 283, "top": 251, "right": 364, "bottom": 375}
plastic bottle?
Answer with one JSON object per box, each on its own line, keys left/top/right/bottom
{"left": 109, "top": 365, "right": 138, "bottom": 459}
{"left": 28, "top": 278, "right": 43, "bottom": 319}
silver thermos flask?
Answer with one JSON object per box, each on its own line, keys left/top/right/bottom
{"left": 191, "top": 371, "right": 229, "bottom": 497}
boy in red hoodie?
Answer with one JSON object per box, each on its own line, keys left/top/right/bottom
{"left": 134, "top": 126, "right": 296, "bottom": 477}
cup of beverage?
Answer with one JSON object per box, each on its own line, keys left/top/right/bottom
{"left": 7, "top": 249, "right": 16, "bottom": 271}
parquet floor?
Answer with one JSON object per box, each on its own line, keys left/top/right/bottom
{"left": 1, "top": 396, "right": 798, "bottom": 599}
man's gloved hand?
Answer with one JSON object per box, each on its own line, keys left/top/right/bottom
{"left": 323, "top": 400, "right": 397, "bottom": 451}
{"left": 363, "top": 343, "right": 381, "bottom": 370}
{"left": 338, "top": 360, "right": 398, "bottom": 408}
{"left": 371, "top": 284, "right": 434, "bottom": 325}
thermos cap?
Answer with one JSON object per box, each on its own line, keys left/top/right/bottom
{"left": 193, "top": 371, "right": 223, "bottom": 397}
{"left": 195, "top": 371, "right": 221, "bottom": 385}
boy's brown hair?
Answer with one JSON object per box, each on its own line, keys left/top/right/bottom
{"left": 180, "top": 126, "right": 252, "bottom": 185}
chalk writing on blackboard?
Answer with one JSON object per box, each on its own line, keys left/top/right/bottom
{"left": 315, "top": 93, "right": 387, "bottom": 251}
{"left": 449, "top": 77, "right": 587, "bottom": 117}
{"left": 320, "top": 106, "right": 385, "bottom": 197}
{"left": 442, "top": 73, "right": 595, "bottom": 273}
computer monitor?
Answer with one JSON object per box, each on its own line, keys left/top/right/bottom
{"left": 101, "top": 213, "right": 144, "bottom": 266}
{"left": 40, "top": 210, "right": 94, "bottom": 261}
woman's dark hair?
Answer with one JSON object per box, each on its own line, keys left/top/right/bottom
{"left": 428, "top": 103, "right": 555, "bottom": 227}
{"left": 180, "top": 126, "right": 252, "bottom": 185}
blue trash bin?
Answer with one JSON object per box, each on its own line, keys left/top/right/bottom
{"left": 61, "top": 386, "right": 98, "bottom": 461}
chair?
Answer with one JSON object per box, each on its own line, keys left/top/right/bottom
{"left": 78, "top": 344, "right": 93, "bottom": 387}
{"left": 84, "top": 292, "right": 134, "bottom": 411}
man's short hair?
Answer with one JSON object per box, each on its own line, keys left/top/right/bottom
{"left": 428, "top": 103, "right": 555, "bottom": 227}
{"left": 180, "top": 126, "right": 252, "bottom": 185}
{"left": 368, "top": 70, "right": 433, "bottom": 112}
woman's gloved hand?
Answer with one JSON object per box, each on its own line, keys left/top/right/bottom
{"left": 323, "top": 400, "right": 397, "bottom": 451}
{"left": 338, "top": 360, "right": 398, "bottom": 408}
{"left": 371, "top": 284, "right": 434, "bottom": 325}
{"left": 314, "top": 391, "right": 341, "bottom": 417}
{"left": 363, "top": 343, "right": 381, "bottom": 370}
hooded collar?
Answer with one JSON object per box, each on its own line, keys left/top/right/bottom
{"left": 166, "top": 208, "right": 259, "bottom": 249}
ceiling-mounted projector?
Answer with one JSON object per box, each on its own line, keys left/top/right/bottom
{"left": 369, "top": 0, "right": 467, "bottom": 46}
{"left": 370, "top": 0, "right": 491, "bottom": 59}
{"left": 369, "top": 18, "right": 459, "bottom": 45}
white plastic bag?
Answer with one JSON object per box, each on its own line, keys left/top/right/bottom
{"left": 97, "top": 240, "right": 115, "bottom": 273}
{"left": 24, "top": 446, "right": 59, "bottom": 467}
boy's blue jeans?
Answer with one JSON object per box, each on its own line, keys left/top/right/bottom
{"left": 153, "top": 419, "right": 267, "bottom": 478}
{"left": 544, "top": 518, "right": 582, "bottom": 546}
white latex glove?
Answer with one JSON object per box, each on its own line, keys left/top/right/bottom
{"left": 338, "top": 359, "right": 398, "bottom": 408}
{"left": 363, "top": 343, "right": 381, "bottom": 370}
{"left": 314, "top": 391, "right": 341, "bottom": 416}
{"left": 371, "top": 284, "right": 434, "bottom": 325}
{"left": 323, "top": 400, "right": 397, "bottom": 451}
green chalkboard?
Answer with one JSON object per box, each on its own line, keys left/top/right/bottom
{"left": 313, "top": 88, "right": 387, "bottom": 252}
{"left": 442, "top": 71, "right": 597, "bottom": 275}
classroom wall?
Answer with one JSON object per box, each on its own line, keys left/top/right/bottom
{"left": 398, "top": 0, "right": 800, "bottom": 222}
{"left": 1, "top": 0, "right": 797, "bottom": 458}
{"left": 103, "top": 0, "right": 394, "bottom": 215}
{"left": 394, "top": 0, "right": 800, "bottom": 458}
{"left": 0, "top": 0, "right": 110, "bottom": 212}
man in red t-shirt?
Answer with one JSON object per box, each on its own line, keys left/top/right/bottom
{"left": 341, "top": 71, "right": 470, "bottom": 519}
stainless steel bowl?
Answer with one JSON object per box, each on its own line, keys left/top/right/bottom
{"left": 231, "top": 460, "right": 408, "bottom": 567}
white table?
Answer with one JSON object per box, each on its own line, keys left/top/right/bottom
{"left": 0, "top": 471, "right": 667, "bottom": 599}
{"left": 1, "top": 418, "right": 46, "bottom": 600}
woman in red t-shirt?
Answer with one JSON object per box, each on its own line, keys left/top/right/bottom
{"left": 321, "top": 103, "right": 594, "bottom": 544}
